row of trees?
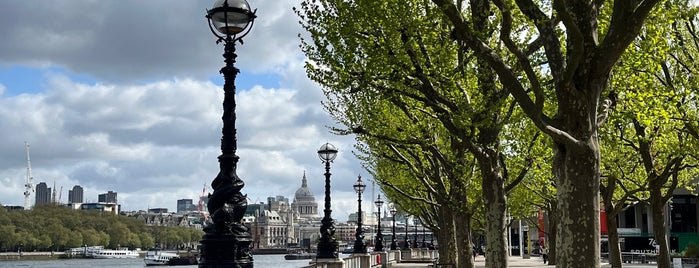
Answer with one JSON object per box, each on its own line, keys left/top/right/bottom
{"left": 295, "top": 0, "right": 699, "bottom": 268}
{"left": 0, "top": 204, "right": 203, "bottom": 252}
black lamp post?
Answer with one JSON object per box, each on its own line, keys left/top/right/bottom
{"left": 317, "top": 143, "right": 339, "bottom": 259}
{"left": 374, "top": 195, "right": 384, "bottom": 252}
{"left": 200, "top": 0, "right": 256, "bottom": 267}
{"left": 353, "top": 175, "right": 367, "bottom": 254}
{"left": 422, "top": 223, "right": 427, "bottom": 248}
{"left": 389, "top": 204, "right": 399, "bottom": 250}
{"left": 404, "top": 217, "right": 409, "bottom": 249}
{"left": 413, "top": 218, "right": 419, "bottom": 248}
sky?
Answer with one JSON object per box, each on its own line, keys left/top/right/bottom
{"left": 0, "top": 1, "right": 382, "bottom": 221}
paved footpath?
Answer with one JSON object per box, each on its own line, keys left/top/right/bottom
{"left": 392, "top": 255, "right": 660, "bottom": 268}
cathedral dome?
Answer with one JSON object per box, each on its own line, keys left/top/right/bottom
{"left": 294, "top": 172, "right": 315, "bottom": 202}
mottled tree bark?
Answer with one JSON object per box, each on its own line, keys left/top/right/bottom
{"left": 650, "top": 191, "right": 671, "bottom": 268}
{"left": 454, "top": 213, "right": 475, "bottom": 268}
{"left": 547, "top": 202, "right": 558, "bottom": 266}
{"left": 479, "top": 153, "right": 508, "bottom": 268}
{"left": 436, "top": 206, "right": 458, "bottom": 267}
{"left": 606, "top": 209, "right": 622, "bottom": 268}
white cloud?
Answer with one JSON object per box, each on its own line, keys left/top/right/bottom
{"left": 0, "top": 0, "right": 372, "bottom": 221}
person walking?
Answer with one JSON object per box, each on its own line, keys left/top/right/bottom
{"left": 541, "top": 245, "right": 548, "bottom": 264}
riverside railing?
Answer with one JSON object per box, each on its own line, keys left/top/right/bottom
{"left": 302, "top": 249, "right": 437, "bottom": 268}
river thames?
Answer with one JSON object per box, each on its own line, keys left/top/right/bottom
{"left": 0, "top": 254, "right": 328, "bottom": 268}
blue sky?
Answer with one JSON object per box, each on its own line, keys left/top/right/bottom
{"left": 0, "top": 1, "right": 378, "bottom": 220}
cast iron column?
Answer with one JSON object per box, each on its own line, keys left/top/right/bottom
{"left": 316, "top": 143, "right": 339, "bottom": 258}
{"left": 353, "top": 176, "right": 367, "bottom": 254}
{"left": 200, "top": 1, "right": 256, "bottom": 267}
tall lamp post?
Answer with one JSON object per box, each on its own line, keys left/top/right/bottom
{"left": 317, "top": 143, "right": 339, "bottom": 259}
{"left": 374, "top": 195, "right": 385, "bottom": 252}
{"left": 413, "top": 217, "right": 419, "bottom": 248}
{"left": 404, "top": 217, "right": 409, "bottom": 249}
{"left": 353, "top": 176, "right": 367, "bottom": 254}
{"left": 389, "top": 204, "right": 399, "bottom": 250}
{"left": 200, "top": 0, "right": 256, "bottom": 267}
{"left": 422, "top": 223, "right": 427, "bottom": 248}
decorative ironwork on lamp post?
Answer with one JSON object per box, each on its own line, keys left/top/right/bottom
{"left": 389, "top": 203, "right": 399, "bottom": 250}
{"left": 317, "top": 143, "right": 339, "bottom": 259}
{"left": 200, "top": 0, "right": 256, "bottom": 267}
{"left": 353, "top": 175, "right": 367, "bottom": 254}
{"left": 374, "top": 195, "right": 384, "bottom": 252}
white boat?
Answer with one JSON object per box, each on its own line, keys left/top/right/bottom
{"left": 90, "top": 247, "right": 140, "bottom": 259}
{"left": 144, "top": 249, "right": 179, "bottom": 266}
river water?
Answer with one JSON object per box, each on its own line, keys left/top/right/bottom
{"left": 0, "top": 254, "right": 318, "bottom": 268}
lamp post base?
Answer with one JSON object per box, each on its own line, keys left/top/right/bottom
{"left": 312, "top": 256, "right": 345, "bottom": 268}
{"left": 199, "top": 232, "right": 253, "bottom": 268}
{"left": 316, "top": 240, "right": 339, "bottom": 259}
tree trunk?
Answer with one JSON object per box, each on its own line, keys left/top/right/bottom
{"left": 436, "top": 205, "right": 458, "bottom": 266}
{"left": 547, "top": 201, "right": 558, "bottom": 266}
{"left": 606, "top": 209, "right": 622, "bottom": 268}
{"left": 650, "top": 193, "right": 671, "bottom": 268}
{"left": 454, "top": 213, "right": 475, "bottom": 268}
{"left": 552, "top": 138, "right": 601, "bottom": 268}
{"left": 479, "top": 152, "right": 508, "bottom": 268}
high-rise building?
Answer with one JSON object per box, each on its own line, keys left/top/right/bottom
{"left": 68, "top": 185, "right": 84, "bottom": 204}
{"left": 98, "top": 191, "right": 117, "bottom": 203}
{"left": 177, "top": 199, "right": 194, "bottom": 213}
{"left": 35, "top": 182, "right": 51, "bottom": 205}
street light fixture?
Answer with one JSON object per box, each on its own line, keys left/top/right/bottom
{"left": 199, "top": 1, "right": 256, "bottom": 267}
{"left": 389, "top": 203, "right": 399, "bottom": 250}
{"left": 352, "top": 175, "right": 367, "bottom": 254}
{"left": 374, "top": 195, "right": 385, "bottom": 252}
{"left": 317, "top": 142, "right": 339, "bottom": 259}
{"left": 404, "top": 217, "right": 409, "bottom": 249}
{"left": 413, "top": 217, "right": 419, "bottom": 248}
{"left": 422, "top": 222, "right": 427, "bottom": 248}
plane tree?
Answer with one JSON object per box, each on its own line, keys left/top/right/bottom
{"left": 600, "top": 3, "right": 699, "bottom": 267}
{"left": 430, "top": 0, "right": 664, "bottom": 266}
{"left": 296, "top": 0, "right": 540, "bottom": 266}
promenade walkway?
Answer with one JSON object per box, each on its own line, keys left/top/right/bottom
{"left": 392, "top": 255, "right": 660, "bottom": 268}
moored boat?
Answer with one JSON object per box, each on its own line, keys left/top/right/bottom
{"left": 144, "top": 249, "right": 179, "bottom": 266}
{"left": 284, "top": 250, "right": 314, "bottom": 260}
{"left": 90, "top": 247, "right": 139, "bottom": 259}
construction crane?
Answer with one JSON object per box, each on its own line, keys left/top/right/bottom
{"left": 197, "top": 183, "right": 207, "bottom": 214}
{"left": 23, "top": 142, "right": 34, "bottom": 210}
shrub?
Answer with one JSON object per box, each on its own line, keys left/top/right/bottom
{"left": 684, "top": 242, "right": 699, "bottom": 258}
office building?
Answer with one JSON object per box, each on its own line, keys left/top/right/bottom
{"left": 35, "top": 182, "right": 51, "bottom": 205}
{"left": 177, "top": 199, "right": 194, "bottom": 213}
{"left": 98, "top": 191, "right": 117, "bottom": 203}
{"left": 68, "top": 185, "right": 84, "bottom": 204}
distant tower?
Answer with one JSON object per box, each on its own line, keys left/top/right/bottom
{"left": 98, "top": 191, "right": 118, "bottom": 203}
{"left": 35, "top": 182, "right": 51, "bottom": 206}
{"left": 177, "top": 199, "right": 194, "bottom": 213}
{"left": 23, "top": 142, "right": 34, "bottom": 210}
{"left": 68, "top": 185, "right": 84, "bottom": 204}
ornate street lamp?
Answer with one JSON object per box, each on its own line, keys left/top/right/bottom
{"left": 352, "top": 175, "right": 367, "bottom": 254}
{"left": 404, "top": 217, "right": 409, "bottom": 249}
{"left": 389, "top": 203, "right": 399, "bottom": 250}
{"left": 317, "top": 143, "right": 339, "bottom": 259}
{"left": 374, "top": 195, "right": 385, "bottom": 252}
{"left": 413, "top": 217, "right": 419, "bottom": 248}
{"left": 422, "top": 222, "right": 427, "bottom": 248}
{"left": 200, "top": 0, "right": 256, "bottom": 267}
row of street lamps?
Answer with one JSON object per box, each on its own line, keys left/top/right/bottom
{"left": 352, "top": 176, "right": 425, "bottom": 253}
{"left": 199, "top": 0, "right": 428, "bottom": 266}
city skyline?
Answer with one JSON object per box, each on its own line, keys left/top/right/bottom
{"left": 0, "top": 1, "right": 382, "bottom": 221}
